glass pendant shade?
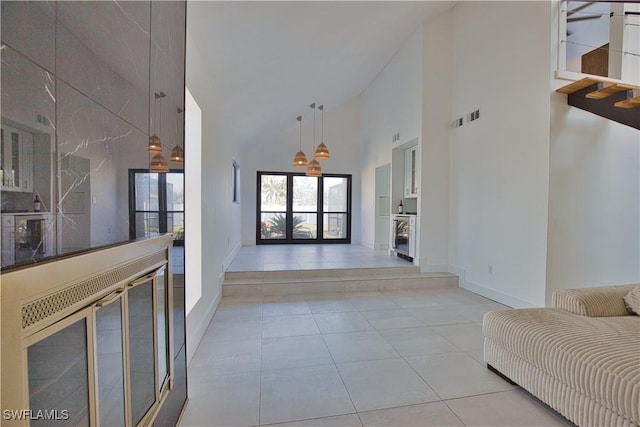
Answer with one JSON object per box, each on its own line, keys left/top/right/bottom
{"left": 293, "top": 150, "right": 308, "bottom": 167}
{"left": 170, "top": 145, "right": 184, "bottom": 163}
{"left": 314, "top": 142, "right": 330, "bottom": 160}
{"left": 149, "top": 153, "right": 169, "bottom": 173}
{"left": 148, "top": 134, "right": 162, "bottom": 154}
{"left": 305, "top": 159, "right": 322, "bottom": 177}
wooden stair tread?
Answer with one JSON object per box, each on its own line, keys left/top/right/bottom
{"left": 556, "top": 77, "right": 600, "bottom": 94}
{"left": 585, "top": 84, "right": 635, "bottom": 99}
{"left": 614, "top": 95, "right": 640, "bottom": 109}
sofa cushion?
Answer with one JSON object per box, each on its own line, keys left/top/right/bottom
{"left": 623, "top": 286, "right": 640, "bottom": 315}
{"left": 552, "top": 284, "right": 638, "bottom": 317}
{"left": 483, "top": 308, "right": 640, "bottom": 425}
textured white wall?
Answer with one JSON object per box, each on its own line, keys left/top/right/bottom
{"left": 448, "top": 2, "right": 552, "bottom": 307}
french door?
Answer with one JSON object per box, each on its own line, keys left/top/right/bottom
{"left": 257, "top": 172, "right": 351, "bottom": 244}
{"left": 129, "top": 170, "right": 184, "bottom": 246}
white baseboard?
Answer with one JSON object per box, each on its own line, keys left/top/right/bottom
{"left": 223, "top": 242, "right": 242, "bottom": 271}
{"left": 449, "top": 265, "right": 538, "bottom": 309}
{"left": 241, "top": 240, "right": 255, "bottom": 246}
{"left": 374, "top": 243, "right": 390, "bottom": 250}
{"left": 360, "top": 241, "right": 375, "bottom": 250}
{"left": 186, "top": 288, "right": 221, "bottom": 364}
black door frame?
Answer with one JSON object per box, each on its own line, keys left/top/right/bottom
{"left": 256, "top": 171, "right": 352, "bottom": 245}
{"left": 129, "top": 169, "right": 185, "bottom": 246}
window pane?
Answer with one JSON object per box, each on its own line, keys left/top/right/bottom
{"left": 260, "top": 213, "right": 287, "bottom": 239}
{"left": 260, "top": 175, "right": 287, "bottom": 211}
{"left": 324, "top": 213, "right": 347, "bottom": 239}
{"left": 293, "top": 176, "right": 317, "bottom": 211}
{"left": 167, "top": 212, "right": 184, "bottom": 241}
{"left": 135, "top": 212, "right": 159, "bottom": 238}
{"left": 135, "top": 173, "right": 159, "bottom": 211}
{"left": 323, "top": 177, "right": 348, "bottom": 212}
{"left": 292, "top": 213, "right": 317, "bottom": 239}
{"left": 165, "top": 173, "right": 184, "bottom": 211}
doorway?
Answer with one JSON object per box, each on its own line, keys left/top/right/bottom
{"left": 129, "top": 170, "right": 184, "bottom": 246}
{"left": 256, "top": 172, "right": 351, "bottom": 244}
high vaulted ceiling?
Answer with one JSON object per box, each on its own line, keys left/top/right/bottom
{"left": 187, "top": 1, "right": 453, "bottom": 148}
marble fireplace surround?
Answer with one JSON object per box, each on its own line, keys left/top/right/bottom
{"left": 1, "top": 235, "right": 174, "bottom": 426}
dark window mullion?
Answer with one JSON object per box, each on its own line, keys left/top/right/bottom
{"left": 286, "top": 174, "right": 294, "bottom": 240}
{"left": 158, "top": 174, "right": 168, "bottom": 234}
{"left": 317, "top": 176, "right": 323, "bottom": 242}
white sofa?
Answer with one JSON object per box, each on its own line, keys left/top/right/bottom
{"left": 483, "top": 284, "right": 640, "bottom": 427}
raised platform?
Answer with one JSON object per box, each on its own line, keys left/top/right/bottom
{"left": 222, "top": 267, "right": 458, "bottom": 297}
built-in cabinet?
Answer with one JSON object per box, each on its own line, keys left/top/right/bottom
{"left": 1, "top": 125, "right": 33, "bottom": 192}
{"left": 404, "top": 145, "right": 418, "bottom": 198}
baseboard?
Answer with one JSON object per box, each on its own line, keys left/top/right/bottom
{"left": 241, "top": 240, "right": 255, "bottom": 247}
{"left": 450, "top": 265, "right": 538, "bottom": 309}
{"left": 374, "top": 243, "right": 390, "bottom": 250}
{"left": 360, "top": 241, "right": 375, "bottom": 250}
{"left": 185, "top": 288, "right": 221, "bottom": 364}
{"left": 223, "top": 242, "right": 241, "bottom": 271}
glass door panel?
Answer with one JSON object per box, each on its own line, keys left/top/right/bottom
{"left": 323, "top": 177, "right": 349, "bottom": 240}
{"left": 165, "top": 173, "right": 184, "bottom": 245}
{"left": 95, "top": 297, "right": 126, "bottom": 427}
{"left": 156, "top": 269, "right": 169, "bottom": 391}
{"left": 128, "top": 279, "right": 155, "bottom": 426}
{"left": 323, "top": 213, "right": 347, "bottom": 239}
{"left": 28, "top": 318, "right": 90, "bottom": 426}
{"left": 259, "top": 174, "right": 288, "bottom": 240}
{"left": 292, "top": 176, "right": 318, "bottom": 239}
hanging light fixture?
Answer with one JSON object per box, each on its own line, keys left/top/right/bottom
{"left": 170, "top": 107, "right": 185, "bottom": 163}
{"left": 149, "top": 92, "right": 169, "bottom": 173}
{"left": 292, "top": 115, "right": 308, "bottom": 167}
{"left": 148, "top": 92, "right": 164, "bottom": 154}
{"left": 306, "top": 103, "right": 322, "bottom": 177}
{"left": 314, "top": 104, "right": 330, "bottom": 160}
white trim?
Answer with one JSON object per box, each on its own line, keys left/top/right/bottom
{"left": 223, "top": 242, "right": 241, "bottom": 271}
{"left": 555, "top": 69, "right": 632, "bottom": 86}
{"left": 449, "top": 265, "right": 538, "bottom": 309}
{"left": 186, "top": 288, "right": 221, "bottom": 364}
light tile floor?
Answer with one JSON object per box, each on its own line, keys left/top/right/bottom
{"left": 227, "top": 244, "right": 412, "bottom": 272}
{"left": 180, "top": 287, "right": 572, "bottom": 427}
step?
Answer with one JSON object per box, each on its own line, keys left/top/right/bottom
{"left": 585, "top": 83, "right": 636, "bottom": 99}
{"left": 222, "top": 267, "right": 458, "bottom": 297}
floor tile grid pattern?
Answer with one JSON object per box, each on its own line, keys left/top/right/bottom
{"left": 181, "top": 287, "right": 572, "bottom": 427}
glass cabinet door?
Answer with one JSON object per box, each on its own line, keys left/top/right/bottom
{"left": 95, "top": 293, "right": 126, "bottom": 427}
{"left": 156, "top": 267, "right": 169, "bottom": 392}
{"left": 27, "top": 315, "right": 91, "bottom": 426}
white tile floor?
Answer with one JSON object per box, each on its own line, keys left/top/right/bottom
{"left": 180, "top": 287, "right": 572, "bottom": 427}
{"left": 227, "top": 244, "right": 412, "bottom": 272}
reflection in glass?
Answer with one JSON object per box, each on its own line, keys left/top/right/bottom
{"left": 293, "top": 176, "right": 317, "bottom": 211}
{"left": 156, "top": 269, "right": 169, "bottom": 391}
{"left": 135, "top": 212, "right": 160, "bottom": 238}
{"left": 260, "top": 213, "right": 287, "bottom": 239}
{"left": 260, "top": 175, "right": 287, "bottom": 211}
{"left": 292, "top": 213, "right": 317, "bottom": 239}
{"left": 323, "top": 177, "right": 348, "bottom": 212}
{"left": 128, "top": 280, "right": 155, "bottom": 426}
{"left": 135, "top": 173, "right": 159, "bottom": 212}
{"left": 166, "top": 173, "right": 184, "bottom": 211}
{"left": 96, "top": 299, "right": 125, "bottom": 427}
{"left": 324, "top": 213, "right": 347, "bottom": 239}
{"left": 28, "top": 319, "right": 89, "bottom": 426}
{"left": 167, "top": 212, "right": 184, "bottom": 241}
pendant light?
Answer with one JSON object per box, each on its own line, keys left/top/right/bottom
{"left": 149, "top": 92, "right": 169, "bottom": 173}
{"left": 148, "top": 92, "right": 163, "bottom": 154}
{"left": 292, "top": 115, "right": 308, "bottom": 167}
{"left": 306, "top": 103, "right": 322, "bottom": 177}
{"left": 170, "top": 107, "right": 185, "bottom": 163}
{"left": 314, "top": 104, "right": 330, "bottom": 160}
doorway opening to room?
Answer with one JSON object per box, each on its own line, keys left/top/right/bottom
{"left": 257, "top": 172, "right": 351, "bottom": 244}
{"left": 129, "top": 170, "right": 184, "bottom": 246}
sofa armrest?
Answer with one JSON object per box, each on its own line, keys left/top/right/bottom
{"left": 552, "top": 284, "right": 637, "bottom": 317}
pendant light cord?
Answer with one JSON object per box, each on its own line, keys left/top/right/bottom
{"left": 311, "top": 103, "right": 316, "bottom": 152}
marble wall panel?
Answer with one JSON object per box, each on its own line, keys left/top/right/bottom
{"left": 0, "top": 1, "right": 55, "bottom": 72}
{"left": 56, "top": 1, "right": 150, "bottom": 132}
{"left": 57, "top": 80, "right": 147, "bottom": 252}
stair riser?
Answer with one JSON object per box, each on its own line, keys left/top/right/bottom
{"left": 222, "top": 276, "right": 458, "bottom": 297}
{"left": 225, "top": 266, "right": 420, "bottom": 282}
{"left": 567, "top": 83, "right": 640, "bottom": 130}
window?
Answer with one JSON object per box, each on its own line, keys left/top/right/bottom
{"left": 257, "top": 172, "right": 351, "bottom": 244}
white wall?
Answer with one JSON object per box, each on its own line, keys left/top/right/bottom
{"left": 419, "top": 9, "right": 453, "bottom": 272}
{"left": 448, "top": 2, "right": 552, "bottom": 308}
{"left": 360, "top": 26, "right": 423, "bottom": 249}
{"left": 546, "top": 2, "right": 640, "bottom": 304}
{"left": 240, "top": 97, "right": 362, "bottom": 246}
{"left": 185, "top": 29, "right": 242, "bottom": 362}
